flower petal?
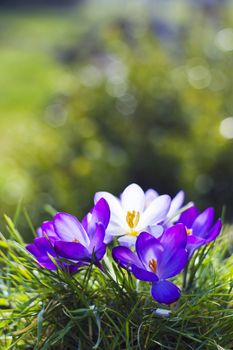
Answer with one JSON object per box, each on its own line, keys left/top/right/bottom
{"left": 145, "top": 189, "right": 159, "bottom": 207}
{"left": 132, "top": 264, "right": 158, "bottom": 282}
{"left": 121, "top": 183, "right": 145, "bottom": 213}
{"left": 94, "top": 191, "right": 125, "bottom": 226}
{"left": 53, "top": 212, "right": 90, "bottom": 246}
{"left": 85, "top": 198, "right": 110, "bottom": 239}
{"left": 205, "top": 219, "right": 222, "bottom": 243}
{"left": 34, "top": 236, "right": 57, "bottom": 255}
{"left": 139, "top": 195, "right": 171, "bottom": 229}
{"left": 88, "top": 223, "right": 106, "bottom": 260}
{"left": 186, "top": 235, "right": 205, "bottom": 259}
{"left": 159, "top": 223, "right": 187, "bottom": 251}
{"left": 151, "top": 280, "right": 181, "bottom": 304}
{"left": 158, "top": 248, "right": 188, "bottom": 279}
{"left": 192, "top": 208, "right": 215, "bottom": 238}
{"left": 118, "top": 235, "right": 137, "bottom": 247}
{"left": 136, "top": 232, "right": 164, "bottom": 269}
{"left": 40, "top": 221, "right": 57, "bottom": 238}
{"left": 26, "top": 243, "right": 43, "bottom": 258}
{"left": 54, "top": 241, "right": 90, "bottom": 260}
{"left": 37, "top": 256, "right": 57, "bottom": 270}
{"left": 148, "top": 225, "right": 164, "bottom": 238}
{"left": 92, "top": 198, "right": 110, "bottom": 229}
{"left": 178, "top": 206, "right": 199, "bottom": 228}
{"left": 112, "top": 246, "right": 142, "bottom": 269}
{"left": 167, "top": 190, "right": 185, "bottom": 219}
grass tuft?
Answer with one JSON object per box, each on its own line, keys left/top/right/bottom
{"left": 0, "top": 217, "right": 233, "bottom": 349}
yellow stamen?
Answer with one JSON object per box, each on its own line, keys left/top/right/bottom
{"left": 128, "top": 230, "right": 138, "bottom": 237}
{"left": 72, "top": 238, "right": 80, "bottom": 243}
{"left": 149, "top": 259, "right": 157, "bottom": 273}
{"left": 126, "top": 210, "right": 140, "bottom": 229}
{"left": 186, "top": 227, "right": 192, "bottom": 236}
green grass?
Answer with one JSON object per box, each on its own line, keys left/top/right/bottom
{"left": 0, "top": 216, "right": 232, "bottom": 349}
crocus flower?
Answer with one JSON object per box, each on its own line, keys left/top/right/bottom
{"left": 26, "top": 236, "right": 80, "bottom": 273}
{"left": 53, "top": 198, "right": 110, "bottom": 265}
{"left": 94, "top": 183, "right": 171, "bottom": 247}
{"left": 145, "top": 188, "right": 185, "bottom": 224}
{"left": 112, "top": 224, "right": 188, "bottom": 304}
{"left": 26, "top": 198, "right": 110, "bottom": 270}
{"left": 178, "top": 206, "right": 222, "bottom": 258}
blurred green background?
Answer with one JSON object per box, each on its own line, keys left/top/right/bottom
{"left": 0, "top": 0, "right": 233, "bottom": 239}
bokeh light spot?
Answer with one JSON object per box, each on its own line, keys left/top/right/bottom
{"left": 220, "top": 117, "right": 233, "bottom": 139}
{"left": 216, "top": 28, "right": 233, "bottom": 52}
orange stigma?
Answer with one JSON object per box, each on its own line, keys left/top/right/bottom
{"left": 186, "top": 227, "right": 192, "bottom": 236}
{"left": 148, "top": 259, "right": 157, "bottom": 273}
{"left": 72, "top": 238, "right": 80, "bottom": 243}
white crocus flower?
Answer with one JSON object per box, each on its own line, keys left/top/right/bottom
{"left": 94, "top": 183, "right": 171, "bottom": 247}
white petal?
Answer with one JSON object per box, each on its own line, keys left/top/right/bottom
{"left": 121, "top": 183, "right": 145, "bottom": 213}
{"left": 139, "top": 195, "right": 171, "bottom": 229}
{"left": 148, "top": 224, "right": 164, "bottom": 238}
{"left": 118, "top": 235, "right": 137, "bottom": 247}
{"left": 105, "top": 222, "right": 126, "bottom": 237}
{"left": 167, "top": 190, "right": 185, "bottom": 219}
{"left": 145, "top": 189, "right": 159, "bottom": 208}
{"left": 94, "top": 191, "right": 125, "bottom": 226}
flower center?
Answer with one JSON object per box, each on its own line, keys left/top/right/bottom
{"left": 72, "top": 238, "right": 80, "bottom": 243}
{"left": 126, "top": 210, "right": 140, "bottom": 229}
{"left": 185, "top": 227, "right": 193, "bottom": 235}
{"left": 148, "top": 258, "right": 157, "bottom": 273}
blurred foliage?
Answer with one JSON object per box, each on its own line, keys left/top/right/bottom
{"left": 0, "top": 1, "right": 233, "bottom": 239}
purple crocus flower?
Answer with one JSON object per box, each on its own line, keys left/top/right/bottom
{"left": 54, "top": 198, "right": 110, "bottom": 265}
{"left": 112, "top": 224, "right": 188, "bottom": 304}
{"left": 26, "top": 198, "right": 110, "bottom": 271}
{"left": 178, "top": 206, "right": 222, "bottom": 258}
{"left": 26, "top": 236, "right": 81, "bottom": 273}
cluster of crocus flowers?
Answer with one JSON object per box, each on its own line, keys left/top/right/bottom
{"left": 26, "top": 183, "right": 222, "bottom": 304}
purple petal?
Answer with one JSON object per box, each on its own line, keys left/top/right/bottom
{"left": 41, "top": 221, "right": 58, "bottom": 238}
{"left": 34, "top": 236, "right": 57, "bottom": 256}
{"left": 136, "top": 232, "right": 163, "bottom": 269}
{"left": 178, "top": 206, "right": 199, "bottom": 228}
{"left": 94, "top": 191, "right": 125, "bottom": 226}
{"left": 67, "top": 263, "right": 86, "bottom": 274}
{"left": 151, "top": 280, "right": 181, "bottom": 304}
{"left": 36, "top": 226, "right": 43, "bottom": 237}
{"left": 81, "top": 213, "right": 90, "bottom": 232}
{"left": 112, "top": 246, "right": 142, "bottom": 269}
{"left": 83, "top": 199, "right": 110, "bottom": 240}
{"left": 131, "top": 264, "right": 158, "bottom": 282}
{"left": 192, "top": 208, "right": 215, "bottom": 238}
{"left": 91, "top": 198, "right": 110, "bottom": 229}
{"left": 37, "top": 256, "right": 57, "bottom": 270}
{"left": 205, "top": 219, "right": 222, "bottom": 243}
{"left": 158, "top": 248, "right": 188, "bottom": 279}
{"left": 88, "top": 223, "right": 106, "bottom": 260}
{"left": 186, "top": 235, "right": 205, "bottom": 259}
{"left": 54, "top": 241, "right": 90, "bottom": 260}
{"left": 159, "top": 223, "right": 187, "bottom": 251}
{"left": 53, "top": 212, "right": 89, "bottom": 246}
{"left": 26, "top": 243, "right": 43, "bottom": 258}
